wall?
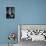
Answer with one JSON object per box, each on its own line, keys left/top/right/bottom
{"left": 16, "top": 0, "right": 46, "bottom": 24}
{"left": 0, "top": 0, "right": 17, "bottom": 44}
{"left": 0, "top": 0, "right": 46, "bottom": 44}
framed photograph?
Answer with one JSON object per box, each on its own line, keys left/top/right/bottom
{"left": 18, "top": 24, "right": 46, "bottom": 42}
{"left": 6, "top": 7, "right": 15, "bottom": 19}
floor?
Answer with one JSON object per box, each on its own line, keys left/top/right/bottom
{"left": 0, "top": 44, "right": 18, "bottom": 46}
{"left": 0, "top": 40, "right": 46, "bottom": 46}
{"left": 19, "top": 40, "right": 46, "bottom": 46}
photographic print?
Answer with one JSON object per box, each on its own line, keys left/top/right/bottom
{"left": 18, "top": 24, "right": 46, "bottom": 46}
{"left": 6, "top": 7, "right": 15, "bottom": 19}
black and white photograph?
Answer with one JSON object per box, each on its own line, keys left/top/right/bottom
{"left": 18, "top": 25, "right": 46, "bottom": 46}
{"left": 6, "top": 7, "right": 15, "bottom": 19}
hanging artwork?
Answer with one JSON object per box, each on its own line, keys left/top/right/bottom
{"left": 18, "top": 25, "right": 46, "bottom": 41}
{"left": 6, "top": 7, "right": 15, "bottom": 19}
